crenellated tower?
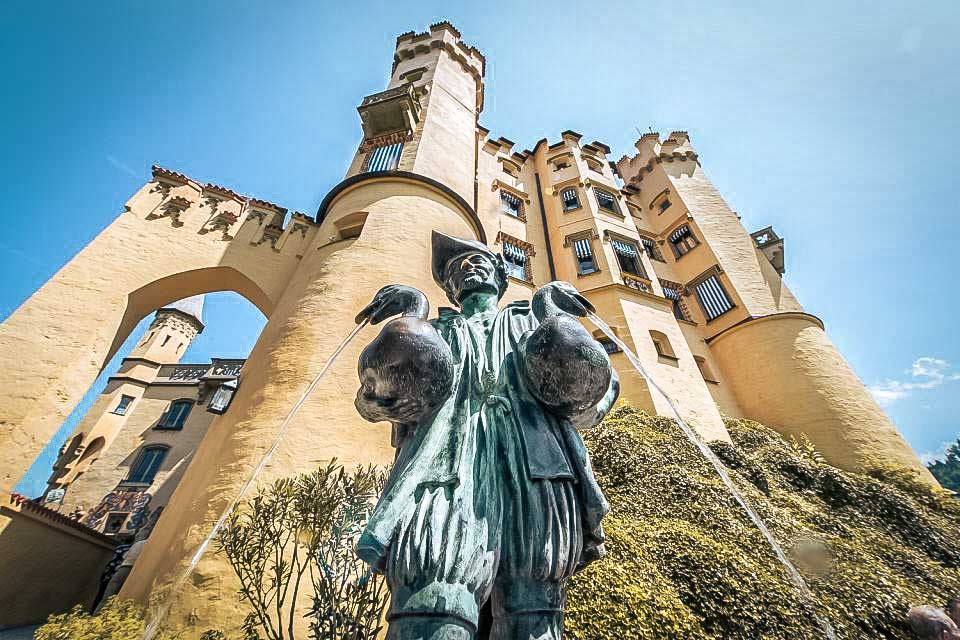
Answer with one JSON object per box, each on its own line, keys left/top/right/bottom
{"left": 0, "top": 20, "right": 937, "bottom": 635}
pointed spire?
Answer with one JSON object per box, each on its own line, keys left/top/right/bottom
{"left": 159, "top": 295, "right": 204, "bottom": 326}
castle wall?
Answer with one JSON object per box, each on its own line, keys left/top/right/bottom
{"left": 0, "top": 172, "right": 313, "bottom": 494}
{"left": 58, "top": 378, "right": 218, "bottom": 530}
{"left": 121, "top": 176, "right": 484, "bottom": 635}
{"left": 709, "top": 313, "right": 936, "bottom": 481}
{"left": 0, "top": 494, "right": 116, "bottom": 629}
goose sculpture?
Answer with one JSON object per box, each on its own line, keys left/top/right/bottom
{"left": 524, "top": 281, "right": 612, "bottom": 416}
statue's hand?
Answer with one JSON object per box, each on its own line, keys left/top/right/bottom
{"left": 355, "top": 285, "right": 429, "bottom": 325}
{"left": 532, "top": 281, "right": 596, "bottom": 322}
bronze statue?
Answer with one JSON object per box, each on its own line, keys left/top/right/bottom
{"left": 354, "top": 231, "right": 618, "bottom": 640}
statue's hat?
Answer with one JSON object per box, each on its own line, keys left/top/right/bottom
{"left": 431, "top": 231, "right": 507, "bottom": 300}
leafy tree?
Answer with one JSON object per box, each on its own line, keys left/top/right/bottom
{"left": 927, "top": 438, "right": 960, "bottom": 492}
{"left": 216, "top": 462, "right": 388, "bottom": 640}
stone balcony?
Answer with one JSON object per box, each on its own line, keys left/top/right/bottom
{"left": 357, "top": 83, "right": 421, "bottom": 139}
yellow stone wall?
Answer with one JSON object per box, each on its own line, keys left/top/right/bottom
{"left": 0, "top": 494, "right": 116, "bottom": 628}
{"left": 709, "top": 313, "right": 937, "bottom": 481}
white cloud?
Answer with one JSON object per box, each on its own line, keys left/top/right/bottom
{"left": 920, "top": 441, "right": 953, "bottom": 465}
{"left": 868, "top": 357, "right": 960, "bottom": 407}
{"left": 106, "top": 154, "right": 139, "bottom": 178}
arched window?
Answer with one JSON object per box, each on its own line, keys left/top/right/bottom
{"left": 650, "top": 330, "right": 677, "bottom": 360}
{"left": 157, "top": 399, "right": 193, "bottom": 430}
{"left": 126, "top": 445, "right": 168, "bottom": 484}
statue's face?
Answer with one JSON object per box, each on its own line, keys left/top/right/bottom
{"left": 443, "top": 252, "right": 501, "bottom": 304}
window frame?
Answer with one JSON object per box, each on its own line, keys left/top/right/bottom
{"left": 593, "top": 188, "right": 621, "bottom": 215}
{"left": 570, "top": 235, "right": 599, "bottom": 276}
{"left": 500, "top": 191, "right": 524, "bottom": 220}
{"left": 610, "top": 238, "right": 647, "bottom": 280}
{"left": 112, "top": 394, "right": 135, "bottom": 416}
{"left": 125, "top": 445, "right": 169, "bottom": 485}
{"left": 501, "top": 240, "right": 530, "bottom": 282}
{"left": 667, "top": 224, "right": 699, "bottom": 259}
{"left": 639, "top": 236, "right": 665, "bottom": 262}
{"left": 560, "top": 187, "right": 581, "bottom": 212}
{"left": 691, "top": 272, "right": 736, "bottom": 322}
{"left": 364, "top": 141, "right": 404, "bottom": 172}
{"left": 156, "top": 399, "right": 193, "bottom": 430}
{"left": 649, "top": 330, "right": 679, "bottom": 362}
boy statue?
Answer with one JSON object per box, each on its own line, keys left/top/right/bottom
{"left": 354, "top": 231, "right": 619, "bottom": 640}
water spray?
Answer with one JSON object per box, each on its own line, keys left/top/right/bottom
{"left": 142, "top": 318, "right": 370, "bottom": 640}
{"left": 586, "top": 311, "right": 837, "bottom": 640}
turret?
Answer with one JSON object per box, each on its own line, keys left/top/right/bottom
{"left": 128, "top": 296, "right": 204, "bottom": 364}
{"left": 348, "top": 21, "right": 485, "bottom": 202}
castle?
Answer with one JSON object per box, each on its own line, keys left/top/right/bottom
{"left": 0, "top": 21, "right": 935, "bottom": 633}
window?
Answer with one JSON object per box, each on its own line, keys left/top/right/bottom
{"left": 594, "top": 188, "right": 620, "bottom": 215}
{"left": 113, "top": 395, "right": 134, "bottom": 416}
{"left": 157, "top": 400, "right": 193, "bottom": 430}
{"left": 552, "top": 160, "right": 570, "bottom": 171}
{"left": 597, "top": 336, "right": 621, "bottom": 354}
{"left": 366, "top": 142, "right": 403, "bottom": 172}
{"left": 560, "top": 187, "right": 580, "bottom": 211}
{"left": 126, "top": 446, "right": 168, "bottom": 484}
{"left": 659, "top": 199, "right": 672, "bottom": 213}
{"left": 694, "top": 275, "right": 735, "bottom": 321}
{"left": 662, "top": 285, "right": 689, "bottom": 322}
{"left": 650, "top": 330, "right": 677, "bottom": 360}
{"left": 501, "top": 241, "right": 529, "bottom": 281}
{"left": 611, "top": 239, "right": 646, "bottom": 279}
{"left": 640, "top": 236, "right": 665, "bottom": 262}
{"left": 572, "top": 238, "right": 598, "bottom": 275}
{"left": 104, "top": 513, "right": 129, "bottom": 535}
{"left": 584, "top": 156, "right": 604, "bottom": 173}
{"left": 695, "top": 356, "right": 719, "bottom": 383}
{"left": 668, "top": 224, "right": 699, "bottom": 258}
{"left": 500, "top": 191, "right": 523, "bottom": 219}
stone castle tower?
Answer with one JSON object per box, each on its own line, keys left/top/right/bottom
{"left": 0, "top": 21, "right": 933, "bottom": 632}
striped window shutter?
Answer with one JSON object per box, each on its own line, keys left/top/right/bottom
{"left": 694, "top": 275, "right": 734, "bottom": 320}
{"left": 573, "top": 238, "right": 593, "bottom": 258}
{"left": 501, "top": 191, "right": 522, "bottom": 216}
{"left": 663, "top": 286, "right": 682, "bottom": 301}
{"left": 669, "top": 225, "right": 691, "bottom": 243}
{"left": 366, "top": 142, "right": 403, "bottom": 172}
{"left": 611, "top": 239, "right": 638, "bottom": 258}
{"left": 641, "top": 237, "right": 663, "bottom": 261}
{"left": 502, "top": 242, "right": 528, "bottom": 280}
{"left": 595, "top": 189, "right": 618, "bottom": 212}
{"left": 561, "top": 187, "right": 579, "bottom": 209}
{"left": 502, "top": 242, "right": 527, "bottom": 264}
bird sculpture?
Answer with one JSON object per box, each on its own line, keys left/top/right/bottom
{"left": 524, "top": 281, "right": 612, "bottom": 416}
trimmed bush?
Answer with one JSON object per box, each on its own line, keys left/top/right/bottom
{"left": 566, "top": 406, "right": 960, "bottom": 640}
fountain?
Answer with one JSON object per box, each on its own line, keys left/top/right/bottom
{"left": 586, "top": 311, "right": 837, "bottom": 640}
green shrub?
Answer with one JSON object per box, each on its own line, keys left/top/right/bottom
{"left": 34, "top": 597, "right": 167, "bottom": 640}
{"left": 566, "top": 406, "right": 960, "bottom": 640}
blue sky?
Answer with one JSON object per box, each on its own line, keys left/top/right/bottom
{"left": 4, "top": 1, "right": 958, "bottom": 495}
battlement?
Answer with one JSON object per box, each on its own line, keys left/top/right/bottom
{"left": 616, "top": 130, "right": 699, "bottom": 188}
{"left": 139, "top": 165, "right": 318, "bottom": 255}
{"left": 393, "top": 22, "right": 484, "bottom": 111}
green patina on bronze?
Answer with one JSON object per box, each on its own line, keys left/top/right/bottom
{"left": 353, "top": 232, "right": 619, "bottom": 639}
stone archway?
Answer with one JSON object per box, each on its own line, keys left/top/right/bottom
{"left": 0, "top": 168, "right": 316, "bottom": 493}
